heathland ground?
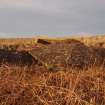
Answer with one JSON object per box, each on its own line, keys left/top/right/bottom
{"left": 0, "top": 35, "right": 105, "bottom": 105}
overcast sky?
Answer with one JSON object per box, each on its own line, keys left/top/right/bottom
{"left": 0, "top": 0, "right": 105, "bottom": 37}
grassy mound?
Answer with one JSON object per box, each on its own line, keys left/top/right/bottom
{"left": 30, "top": 39, "right": 95, "bottom": 70}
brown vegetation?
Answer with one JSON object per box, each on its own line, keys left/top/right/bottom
{"left": 0, "top": 36, "right": 105, "bottom": 105}
{"left": 0, "top": 66, "right": 105, "bottom": 105}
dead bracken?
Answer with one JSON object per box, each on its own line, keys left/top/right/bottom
{"left": 0, "top": 37, "right": 105, "bottom": 105}
{"left": 0, "top": 39, "right": 105, "bottom": 70}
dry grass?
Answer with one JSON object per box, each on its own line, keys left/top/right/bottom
{"left": 0, "top": 36, "right": 105, "bottom": 105}
{"left": 0, "top": 38, "right": 36, "bottom": 51}
{"left": 0, "top": 35, "right": 105, "bottom": 46}
{"left": 0, "top": 66, "right": 105, "bottom": 105}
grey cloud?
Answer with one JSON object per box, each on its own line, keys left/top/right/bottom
{"left": 0, "top": 0, "right": 105, "bottom": 37}
{"left": 0, "top": 0, "right": 32, "bottom": 9}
